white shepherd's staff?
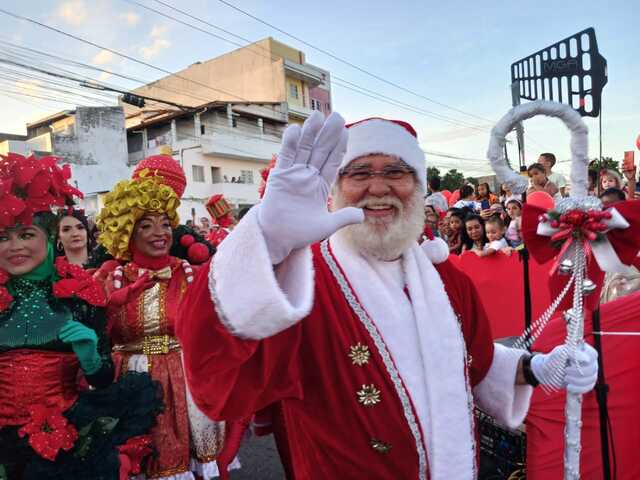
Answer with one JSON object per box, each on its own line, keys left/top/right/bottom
{"left": 487, "top": 100, "right": 599, "bottom": 480}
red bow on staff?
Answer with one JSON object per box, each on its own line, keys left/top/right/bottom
{"left": 521, "top": 199, "right": 640, "bottom": 309}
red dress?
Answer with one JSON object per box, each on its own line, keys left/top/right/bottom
{"left": 99, "top": 256, "right": 229, "bottom": 479}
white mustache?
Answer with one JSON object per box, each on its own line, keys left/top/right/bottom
{"left": 355, "top": 196, "right": 403, "bottom": 211}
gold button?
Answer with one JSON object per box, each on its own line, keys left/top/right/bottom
{"left": 349, "top": 343, "right": 370, "bottom": 366}
{"left": 370, "top": 438, "right": 392, "bottom": 454}
{"left": 357, "top": 384, "right": 381, "bottom": 406}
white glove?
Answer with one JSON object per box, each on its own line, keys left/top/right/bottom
{"left": 531, "top": 343, "right": 598, "bottom": 394}
{"left": 257, "top": 111, "right": 364, "bottom": 264}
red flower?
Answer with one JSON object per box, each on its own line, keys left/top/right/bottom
{"left": 562, "top": 210, "right": 588, "bottom": 226}
{"left": 53, "top": 257, "right": 107, "bottom": 306}
{"left": 117, "top": 435, "right": 153, "bottom": 478}
{"left": 0, "top": 269, "right": 12, "bottom": 312}
{"left": 18, "top": 405, "right": 78, "bottom": 461}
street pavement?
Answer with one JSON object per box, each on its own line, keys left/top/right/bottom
{"left": 229, "top": 434, "right": 286, "bottom": 479}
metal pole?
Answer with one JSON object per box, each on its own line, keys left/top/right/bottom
{"left": 592, "top": 307, "right": 613, "bottom": 480}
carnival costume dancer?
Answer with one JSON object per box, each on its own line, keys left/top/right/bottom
{"left": 0, "top": 153, "right": 161, "bottom": 479}
{"left": 178, "top": 112, "right": 599, "bottom": 479}
{"left": 205, "top": 194, "right": 235, "bottom": 248}
{"left": 97, "top": 169, "right": 237, "bottom": 479}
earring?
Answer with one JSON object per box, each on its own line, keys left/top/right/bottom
{"left": 57, "top": 240, "right": 63, "bottom": 251}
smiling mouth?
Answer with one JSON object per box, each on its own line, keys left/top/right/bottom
{"left": 150, "top": 240, "right": 167, "bottom": 249}
{"left": 8, "top": 256, "right": 29, "bottom": 266}
{"left": 363, "top": 205, "right": 396, "bottom": 217}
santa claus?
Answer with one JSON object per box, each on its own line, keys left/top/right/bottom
{"left": 177, "top": 112, "right": 598, "bottom": 479}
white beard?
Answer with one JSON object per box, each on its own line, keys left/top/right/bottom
{"left": 332, "top": 188, "right": 425, "bottom": 261}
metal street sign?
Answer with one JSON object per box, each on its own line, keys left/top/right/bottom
{"left": 510, "top": 27, "right": 607, "bottom": 117}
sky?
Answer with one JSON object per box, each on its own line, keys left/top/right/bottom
{"left": 0, "top": 0, "right": 638, "bottom": 177}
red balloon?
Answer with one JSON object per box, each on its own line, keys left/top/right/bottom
{"left": 441, "top": 190, "right": 451, "bottom": 200}
{"left": 636, "top": 134, "right": 640, "bottom": 150}
{"left": 448, "top": 189, "right": 460, "bottom": 206}
{"left": 526, "top": 191, "right": 555, "bottom": 211}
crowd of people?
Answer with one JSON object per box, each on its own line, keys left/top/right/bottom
{"left": 0, "top": 112, "right": 610, "bottom": 479}
{"left": 424, "top": 152, "right": 639, "bottom": 258}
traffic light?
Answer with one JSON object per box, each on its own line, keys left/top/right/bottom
{"left": 122, "top": 93, "right": 146, "bottom": 108}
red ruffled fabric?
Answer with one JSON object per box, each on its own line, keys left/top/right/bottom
{"left": 0, "top": 269, "right": 13, "bottom": 312}
{"left": 53, "top": 257, "right": 107, "bottom": 307}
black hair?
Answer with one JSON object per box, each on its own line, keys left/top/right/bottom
{"left": 428, "top": 176, "right": 441, "bottom": 191}
{"left": 54, "top": 209, "right": 95, "bottom": 257}
{"left": 539, "top": 152, "right": 556, "bottom": 167}
{"left": 527, "top": 163, "right": 546, "bottom": 174}
{"left": 599, "top": 187, "right": 625, "bottom": 202}
{"left": 461, "top": 213, "right": 488, "bottom": 250}
{"left": 460, "top": 184, "right": 475, "bottom": 199}
{"left": 478, "top": 182, "right": 492, "bottom": 196}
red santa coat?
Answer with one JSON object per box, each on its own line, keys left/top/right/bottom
{"left": 178, "top": 210, "right": 532, "bottom": 480}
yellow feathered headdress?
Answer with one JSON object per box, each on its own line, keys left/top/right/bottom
{"left": 97, "top": 169, "right": 180, "bottom": 260}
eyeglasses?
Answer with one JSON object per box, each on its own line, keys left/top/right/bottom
{"left": 339, "top": 164, "right": 415, "bottom": 182}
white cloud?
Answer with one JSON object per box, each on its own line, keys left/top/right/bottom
{"left": 140, "top": 38, "right": 171, "bottom": 60}
{"left": 139, "top": 25, "right": 171, "bottom": 60}
{"left": 121, "top": 12, "right": 140, "bottom": 26}
{"left": 150, "top": 24, "right": 169, "bottom": 38}
{"left": 56, "top": 0, "right": 88, "bottom": 26}
{"left": 98, "top": 71, "right": 113, "bottom": 82}
{"left": 92, "top": 50, "right": 114, "bottom": 66}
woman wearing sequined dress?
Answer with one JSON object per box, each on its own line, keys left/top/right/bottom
{"left": 0, "top": 153, "right": 161, "bottom": 480}
{"left": 96, "top": 170, "right": 237, "bottom": 480}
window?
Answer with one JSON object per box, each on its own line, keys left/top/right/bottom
{"left": 200, "top": 124, "right": 205, "bottom": 135}
{"left": 192, "top": 165, "right": 205, "bottom": 182}
{"left": 326, "top": 102, "right": 331, "bottom": 112}
{"left": 311, "top": 99, "right": 322, "bottom": 111}
{"left": 240, "top": 170, "right": 254, "bottom": 184}
{"left": 289, "top": 83, "right": 299, "bottom": 99}
{"left": 211, "top": 166, "right": 222, "bottom": 183}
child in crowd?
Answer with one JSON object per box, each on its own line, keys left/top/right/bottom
{"left": 527, "top": 163, "right": 559, "bottom": 197}
{"left": 505, "top": 199, "right": 523, "bottom": 247}
{"left": 461, "top": 214, "right": 488, "bottom": 254}
{"left": 479, "top": 216, "right": 511, "bottom": 257}
{"left": 447, "top": 208, "right": 465, "bottom": 254}
{"left": 600, "top": 169, "right": 622, "bottom": 191}
{"left": 599, "top": 187, "right": 626, "bottom": 207}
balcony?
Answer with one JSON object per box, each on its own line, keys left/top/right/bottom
{"left": 182, "top": 181, "right": 260, "bottom": 207}
{"left": 287, "top": 103, "right": 315, "bottom": 119}
{"left": 201, "top": 130, "right": 279, "bottom": 162}
{"left": 283, "top": 59, "right": 323, "bottom": 87}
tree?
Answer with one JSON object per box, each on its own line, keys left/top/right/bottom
{"left": 466, "top": 177, "right": 479, "bottom": 187}
{"left": 426, "top": 166, "right": 440, "bottom": 185}
{"left": 589, "top": 157, "right": 619, "bottom": 174}
{"left": 442, "top": 169, "right": 465, "bottom": 192}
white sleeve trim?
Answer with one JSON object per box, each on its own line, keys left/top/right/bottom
{"left": 208, "top": 207, "right": 314, "bottom": 340}
{"left": 473, "top": 343, "right": 533, "bottom": 429}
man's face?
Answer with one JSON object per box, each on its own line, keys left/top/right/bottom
{"left": 200, "top": 218, "right": 210, "bottom": 229}
{"left": 333, "top": 154, "right": 424, "bottom": 260}
{"left": 538, "top": 156, "right": 552, "bottom": 171}
{"left": 337, "top": 154, "right": 417, "bottom": 227}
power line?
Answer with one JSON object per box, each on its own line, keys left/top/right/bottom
{"left": 212, "top": 0, "right": 497, "bottom": 124}
{"left": 124, "top": 0, "right": 493, "bottom": 133}
{"left": 0, "top": 7, "right": 284, "bottom": 120}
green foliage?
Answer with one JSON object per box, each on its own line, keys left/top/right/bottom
{"left": 589, "top": 157, "right": 619, "bottom": 174}
{"left": 442, "top": 169, "right": 465, "bottom": 191}
{"left": 466, "top": 177, "right": 479, "bottom": 187}
{"left": 427, "top": 166, "right": 441, "bottom": 181}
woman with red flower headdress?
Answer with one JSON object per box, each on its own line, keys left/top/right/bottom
{"left": 0, "top": 153, "right": 162, "bottom": 479}
{"left": 95, "top": 167, "right": 238, "bottom": 480}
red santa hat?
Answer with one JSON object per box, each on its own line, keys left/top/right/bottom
{"left": 342, "top": 118, "right": 426, "bottom": 192}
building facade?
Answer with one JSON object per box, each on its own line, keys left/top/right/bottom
{"left": 124, "top": 37, "right": 333, "bottom": 222}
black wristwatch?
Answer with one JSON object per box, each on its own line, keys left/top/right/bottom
{"left": 522, "top": 353, "right": 540, "bottom": 387}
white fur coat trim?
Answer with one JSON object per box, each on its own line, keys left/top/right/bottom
{"left": 209, "top": 207, "right": 314, "bottom": 340}
{"left": 329, "top": 234, "right": 474, "bottom": 480}
{"left": 473, "top": 343, "right": 533, "bottom": 429}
